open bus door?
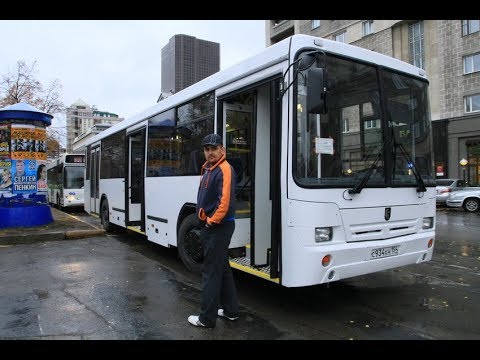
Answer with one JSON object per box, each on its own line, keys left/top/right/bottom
{"left": 126, "top": 128, "right": 146, "bottom": 233}
{"left": 220, "top": 78, "right": 281, "bottom": 282}
{"left": 176, "top": 79, "right": 281, "bottom": 281}
{"left": 89, "top": 146, "right": 100, "bottom": 214}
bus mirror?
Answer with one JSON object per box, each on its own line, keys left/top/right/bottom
{"left": 307, "top": 67, "right": 328, "bottom": 114}
{"left": 299, "top": 53, "right": 316, "bottom": 71}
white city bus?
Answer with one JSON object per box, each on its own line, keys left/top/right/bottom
{"left": 84, "top": 34, "right": 436, "bottom": 287}
{"left": 47, "top": 153, "right": 85, "bottom": 209}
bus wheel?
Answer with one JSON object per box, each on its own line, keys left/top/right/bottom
{"left": 101, "top": 199, "right": 114, "bottom": 232}
{"left": 178, "top": 213, "right": 203, "bottom": 273}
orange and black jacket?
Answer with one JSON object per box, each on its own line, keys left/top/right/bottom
{"left": 196, "top": 154, "right": 236, "bottom": 226}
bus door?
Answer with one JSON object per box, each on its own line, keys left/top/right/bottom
{"left": 126, "top": 128, "right": 146, "bottom": 231}
{"left": 220, "top": 78, "right": 281, "bottom": 279}
{"left": 90, "top": 146, "right": 101, "bottom": 214}
{"left": 223, "top": 101, "right": 253, "bottom": 238}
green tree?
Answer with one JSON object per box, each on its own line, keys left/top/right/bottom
{"left": 0, "top": 59, "right": 65, "bottom": 158}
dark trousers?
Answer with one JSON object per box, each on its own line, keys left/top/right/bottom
{"left": 199, "top": 221, "right": 239, "bottom": 327}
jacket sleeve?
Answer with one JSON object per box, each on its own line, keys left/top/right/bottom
{"left": 207, "top": 162, "right": 232, "bottom": 225}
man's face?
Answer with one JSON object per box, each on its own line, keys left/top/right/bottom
{"left": 203, "top": 145, "right": 224, "bottom": 166}
{"left": 16, "top": 161, "right": 25, "bottom": 174}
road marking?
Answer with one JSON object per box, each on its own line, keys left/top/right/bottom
{"left": 37, "top": 315, "right": 44, "bottom": 334}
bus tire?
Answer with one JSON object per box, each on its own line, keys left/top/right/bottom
{"left": 178, "top": 213, "right": 203, "bottom": 274}
{"left": 101, "top": 198, "right": 114, "bottom": 232}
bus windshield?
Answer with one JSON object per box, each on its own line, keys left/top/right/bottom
{"left": 64, "top": 166, "right": 84, "bottom": 189}
{"left": 294, "top": 51, "right": 434, "bottom": 189}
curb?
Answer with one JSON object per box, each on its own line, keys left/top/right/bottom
{"left": 0, "top": 229, "right": 106, "bottom": 246}
{"left": 65, "top": 229, "right": 106, "bottom": 239}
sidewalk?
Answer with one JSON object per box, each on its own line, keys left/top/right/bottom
{"left": 0, "top": 207, "right": 105, "bottom": 245}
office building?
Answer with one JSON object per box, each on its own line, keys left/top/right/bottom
{"left": 161, "top": 34, "right": 220, "bottom": 94}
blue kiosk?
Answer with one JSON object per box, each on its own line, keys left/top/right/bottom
{"left": 0, "top": 103, "right": 53, "bottom": 228}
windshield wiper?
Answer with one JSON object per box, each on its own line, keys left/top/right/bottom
{"left": 348, "top": 139, "right": 389, "bottom": 195}
{"left": 394, "top": 142, "right": 427, "bottom": 193}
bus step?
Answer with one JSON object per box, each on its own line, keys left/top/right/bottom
{"left": 127, "top": 225, "right": 145, "bottom": 235}
{"left": 229, "top": 256, "right": 279, "bottom": 283}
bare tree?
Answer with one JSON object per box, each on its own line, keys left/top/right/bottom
{"left": 0, "top": 59, "right": 66, "bottom": 157}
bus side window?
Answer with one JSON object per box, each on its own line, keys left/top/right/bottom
{"left": 188, "top": 150, "right": 204, "bottom": 175}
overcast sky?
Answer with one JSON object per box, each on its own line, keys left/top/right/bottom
{"left": 0, "top": 20, "right": 267, "bottom": 135}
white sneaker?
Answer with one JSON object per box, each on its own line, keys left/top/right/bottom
{"left": 188, "top": 315, "right": 207, "bottom": 327}
{"left": 217, "top": 309, "right": 239, "bottom": 321}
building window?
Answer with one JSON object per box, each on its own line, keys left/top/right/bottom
{"left": 409, "top": 21, "right": 425, "bottom": 69}
{"left": 365, "top": 120, "right": 379, "bottom": 129}
{"left": 343, "top": 118, "right": 350, "bottom": 133}
{"left": 311, "top": 20, "right": 320, "bottom": 30}
{"left": 362, "top": 20, "right": 374, "bottom": 36}
{"left": 465, "top": 94, "right": 480, "bottom": 113}
{"left": 462, "top": 20, "right": 480, "bottom": 36}
{"left": 464, "top": 53, "right": 480, "bottom": 74}
{"left": 334, "top": 31, "right": 346, "bottom": 43}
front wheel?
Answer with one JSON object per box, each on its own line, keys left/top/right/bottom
{"left": 178, "top": 213, "right": 203, "bottom": 274}
{"left": 463, "top": 198, "right": 480, "bottom": 213}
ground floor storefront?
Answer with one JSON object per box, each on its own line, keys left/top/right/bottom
{"left": 433, "top": 113, "right": 480, "bottom": 186}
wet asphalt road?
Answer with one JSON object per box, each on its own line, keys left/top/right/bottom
{"left": 0, "top": 208, "right": 479, "bottom": 340}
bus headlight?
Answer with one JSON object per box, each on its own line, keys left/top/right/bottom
{"left": 66, "top": 195, "right": 75, "bottom": 201}
{"left": 422, "top": 217, "right": 434, "bottom": 229}
{"left": 315, "top": 227, "right": 332, "bottom": 242}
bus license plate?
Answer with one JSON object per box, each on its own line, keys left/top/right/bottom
{"left": 370, "top": 245, "right": 399, "bottom": 260}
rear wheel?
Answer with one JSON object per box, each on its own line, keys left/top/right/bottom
{"left": 463, "top": 198, "right": 480, "bottom": 213}
{"left": 101, "top": 198, "right": 114, "bottom": 232}
{"left": 178, "top": 213, "right": 203, "bottom": 273}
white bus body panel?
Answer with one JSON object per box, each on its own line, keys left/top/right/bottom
{"left": 144, "top": 176, "right": 249, "bottom": 248}
{"left": 62, "top": 188, "right": 84, "bottom": 208}
{"left": 100, "top": 179, "right": 125, "bottom": 227}
{"left": 281, "top": 224, "right": 434, "bottom": 287}
{"left": 84, "top": 180, "right": 90, "bottom": 213}
{"left": 281, "top": 190, "right": 436, "bottom": 287}
{"left": 144, "top": 176, "right": 198, "bottom": 247}
{"left": 83, "top": 179, "right": 90, "bottom": 214}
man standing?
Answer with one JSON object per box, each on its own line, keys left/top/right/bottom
{"left": 188, "top": 133, "right": 239, "bottom": 328}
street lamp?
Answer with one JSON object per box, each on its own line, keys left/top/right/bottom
{"left": 459, "top": 158, "right": 468, "bottom": 183}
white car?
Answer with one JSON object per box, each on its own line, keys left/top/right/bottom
{"left": 446, "top": 188, "right": 480, "bottom": 212}
{"left": 435, "top": 178, "right": 465, "bottom": 205}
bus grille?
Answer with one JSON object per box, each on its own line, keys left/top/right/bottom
{"left": 348, "top": 219, "right": 417, "bottom": 242}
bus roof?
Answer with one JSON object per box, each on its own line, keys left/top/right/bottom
{"left": 84, "top": 34, "right": 428, "bottom": 147}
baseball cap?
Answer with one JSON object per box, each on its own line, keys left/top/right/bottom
{"left": 202, "top": 133, "right": 223, "bottom": 146}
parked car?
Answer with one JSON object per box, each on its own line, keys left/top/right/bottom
{"left": 436, "top": 178, "right": 466, "bottom": 205}
{"left": 446, "top": 188, "right": 480, "bottom": 212}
